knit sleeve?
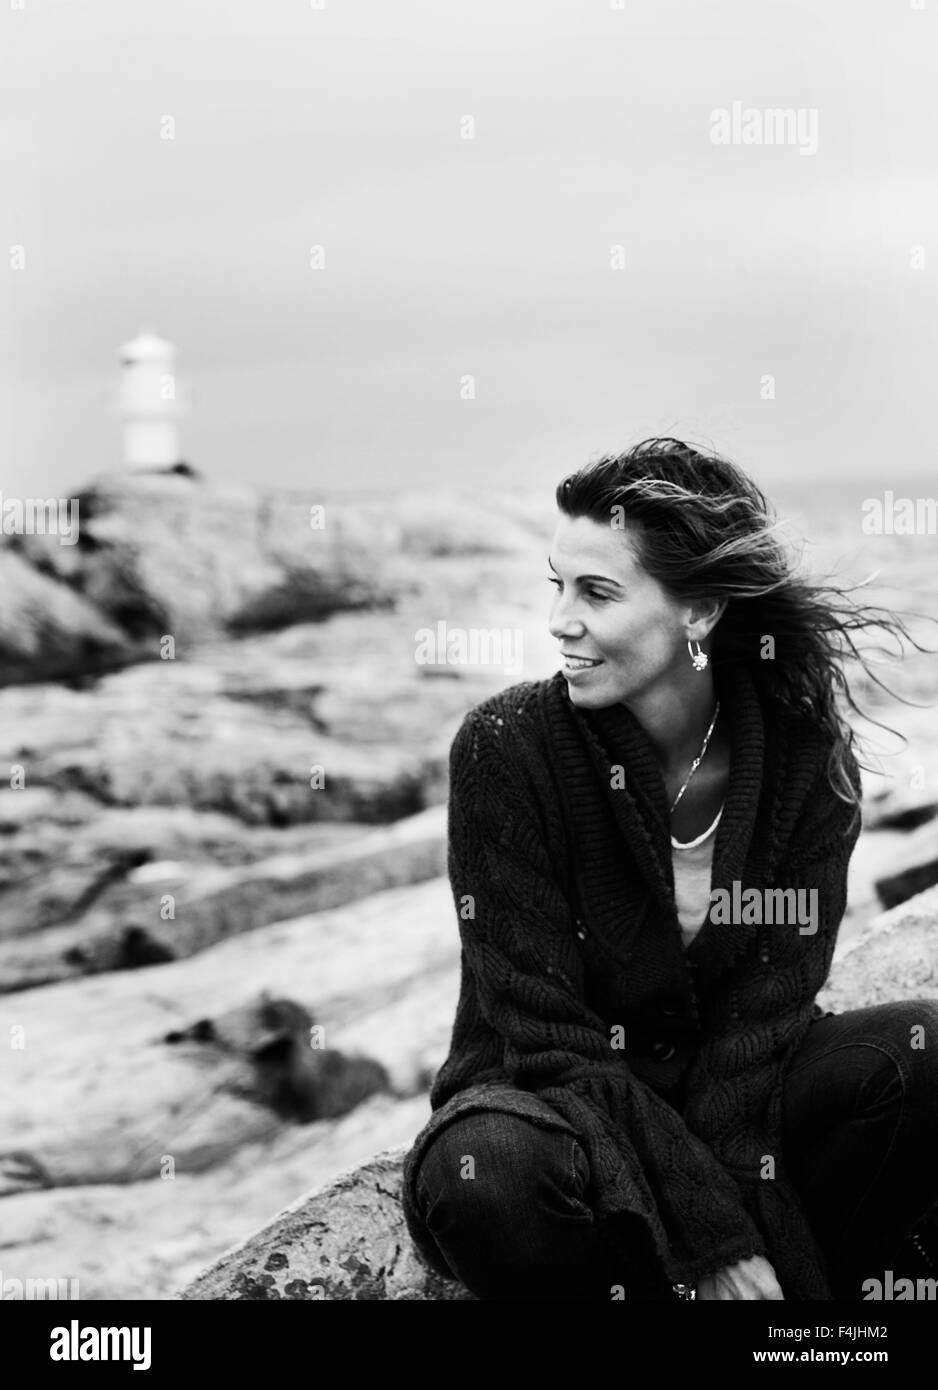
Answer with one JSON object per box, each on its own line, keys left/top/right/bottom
{"left": 680, "top": 744, "right": 863, "bottom": 1299}
{"left": 447, "top": 706, "right": 768, "bottom": 1291}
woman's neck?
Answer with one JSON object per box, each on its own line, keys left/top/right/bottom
{"left": 623, "top": 671, "right": 721, "bottom": 781}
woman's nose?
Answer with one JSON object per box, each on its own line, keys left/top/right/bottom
{"left": 548, "top": 597, "right": 585, "bottom": 642}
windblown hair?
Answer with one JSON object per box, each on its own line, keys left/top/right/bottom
{"left": 555, "top": 437, "right": 935, "bottom": 824}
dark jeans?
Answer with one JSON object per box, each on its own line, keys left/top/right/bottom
{"left": 412, "top": 1001, "right": 938, "bottom": 1300}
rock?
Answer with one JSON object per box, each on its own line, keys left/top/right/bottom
{"left": 163, "top": 994, "right": 392, "bottom": 1123}
{"left": 7, "top": 470, "right": 410, "bottom": 653}
{"left": 0, "top": 805, "right": 445, "bottom": 991}
{"left": 0, "top": 877, "right": 460, "bottom": 1191}
{"left": 3, "top": 474, "right": 542, "bottom": 686}
{"left": 0, "top": 575, "right": 512, "bottom": 981}
{"left": 0, "top": 796, "right": 364, "bottom": 942}
{"left": 0, "top": 1093, "right": 434, "bottom": 1300}
{"left": 873, "top": 820, "right": 938, "bottom": 910}
{"left": 0, "top": 622, "right": 482, "bottom": 828}
{"left": 0, "top": 546, "right": 134, "bottom": 687}
{"left": 179, "top": 1148, "right": 472, "bottom": 1300}
{"left": 818, "top": 883, "right": 938, "bottom": 1013}
{"left": 0, "top": 989, "right": 392, "bottom": 1196}
{"left": 1, "top": 1047, "right": 286, "bottom": 1195}
{"left": 0, "top": 521, "right": 548, "bottom": 984}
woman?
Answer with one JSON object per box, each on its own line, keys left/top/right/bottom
{"left": 401, "top": 438, "right": 938, "bottom": 1301}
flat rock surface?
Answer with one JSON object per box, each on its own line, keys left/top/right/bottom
{"left": 0, "top": 876, "right": 459, "bottom": 1192}
{"left": 0, "top": 805, "right": 446, "bottom": 991}
{"left": 2, "top": 1095, "right": 435, "bottom": 1301}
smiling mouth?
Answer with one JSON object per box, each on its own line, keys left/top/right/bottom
{"left": 562, "top": 655, "right": 603, "bottom": 670}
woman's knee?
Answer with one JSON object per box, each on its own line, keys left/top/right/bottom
{"left": 415, "top": 1110, "right": 588, "bottom": 1227}
{"left": 850, "top": 999, "right": 938, "bottom": 1114}
{"left": 413, "top": 1110, "right": 614, "bottom": 1299}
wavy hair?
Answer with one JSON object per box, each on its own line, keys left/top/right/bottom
{"left": 555, "top": 437, "right": 936, "bottom": 823}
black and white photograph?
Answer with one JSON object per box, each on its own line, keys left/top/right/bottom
{"left": 2, "top": 0, "right": 937, "bottom": 1367}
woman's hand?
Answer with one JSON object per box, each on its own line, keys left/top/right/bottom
{"left": 696, "top": 1255, "right": 784, "bottom": 1300}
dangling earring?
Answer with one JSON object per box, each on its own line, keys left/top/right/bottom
{"left": 688, "top": 639, "right": 709, "bottom": 672}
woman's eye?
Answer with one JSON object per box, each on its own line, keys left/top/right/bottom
{"left": 546, "top": 577, "right": 611, "bottom": 603}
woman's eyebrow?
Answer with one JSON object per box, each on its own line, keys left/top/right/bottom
{"left": 547, "top": 556, "right": 623, "bottom": 588}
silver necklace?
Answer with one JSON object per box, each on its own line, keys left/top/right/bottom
{"left": 669, "top": 700, "right": 720, "bottom": 814}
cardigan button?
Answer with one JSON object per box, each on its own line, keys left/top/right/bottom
{"left": 650, "top": 1039, "right": 677, "bottom": 1062}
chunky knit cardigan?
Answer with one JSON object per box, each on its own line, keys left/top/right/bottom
{"left": 401, "top": 659, "right": 863, "bottom": 1300}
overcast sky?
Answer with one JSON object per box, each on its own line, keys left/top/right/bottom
{"left": 2, "top": 0, "right": 936, "bottom": 497}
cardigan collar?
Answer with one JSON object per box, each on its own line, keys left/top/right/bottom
{"left": 540, "top": 658, "right": 768, "bottom": 997}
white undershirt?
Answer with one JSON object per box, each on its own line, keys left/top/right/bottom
{"left": 671, "top": 806, "right": 722, "bottom": 949}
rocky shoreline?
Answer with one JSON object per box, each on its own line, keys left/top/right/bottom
{"left": 1, "top": 466, "right": 936, "bottom": 1298}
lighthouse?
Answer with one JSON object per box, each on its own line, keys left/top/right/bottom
{"left": 118, "top": 327, "right": 184, "bottom": 469}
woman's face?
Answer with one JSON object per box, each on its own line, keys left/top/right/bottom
{"left": 547, "top": 512, "right": 695, "bottom": 709}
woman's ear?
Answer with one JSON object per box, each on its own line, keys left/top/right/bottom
{"left": 687, "top": 597, "right": 728, "bottom": 640}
